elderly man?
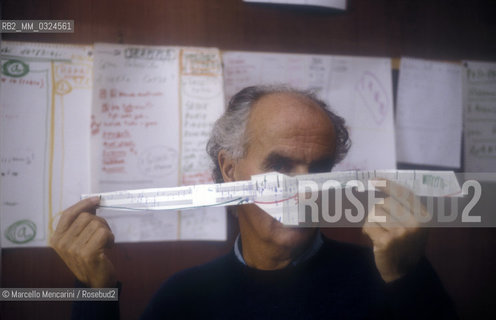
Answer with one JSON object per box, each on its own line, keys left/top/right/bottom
{"left": 52, "top": 86, "right": 456, "bottom": 319}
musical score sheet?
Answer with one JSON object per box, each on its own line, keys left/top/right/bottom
{"left": 83, "top": 170, "right": 463, "bottom": 227}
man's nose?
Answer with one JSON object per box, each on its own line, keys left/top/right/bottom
{"left": 290, "top": 165, "right": 309, "bottom": 176}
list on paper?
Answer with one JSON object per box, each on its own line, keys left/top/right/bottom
{"left": 1, "top": 41, "right": 93, "bottom": 247}
{"left": 222, "top": 51, "right": 396, "bottom": 171}
{"left": 463, "top": 61, "right": 496, "bottom": 172}
{"left": 396, "top": 57, "right": 463, "bottom": 167}
{"left": 92, "top": 44, "right": 226, "bottom": 242}
{"left": 179, "top": 48, "right": 226, "bottom": 240}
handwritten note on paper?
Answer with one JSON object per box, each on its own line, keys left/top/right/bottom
{"left": 92, "top": 44, "right": 226, "bottom": 242}
{"left": 463, "top": 61, "right": 496, "bottom": 172}
{"left": 223, "top": 51, "right": 396, "bottom": 170}
{"left": 223, "top": 52, "right": 328, "bottom": 99}
{"left": 92, "top": 43, "right": 180, "bottom": 191}
{"left": 327, "top": 56, "right": 395, "bottom": 171}
{"left": 92, "top": 43, "right": 181, "bottom": 242}
{"left": 396, "top": 58, "right": 463, "bottom": 167}
{"left": 243, "top": 0, "right": 347, "bottom": 10}
{"left": 180, "top": 48, "right": 224, "bottom": 184}
{"left": 179, "top": 48, "right": 226, "bottom": 240}
{"left": 0, "top": 41, "right": 93, "bottom": 248}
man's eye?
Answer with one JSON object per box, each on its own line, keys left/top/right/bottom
{"left": 266, "top": 162, "right": 292, "bottom": 173}
{"left": 309, "top": 162, "right": 333, "bottom": 174}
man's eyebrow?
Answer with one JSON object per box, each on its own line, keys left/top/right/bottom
{"left": 262, "top": 152, "right": 295, "bottom": 170}
{"left": 261, "top": 152, "right": 335, "bottom": 173}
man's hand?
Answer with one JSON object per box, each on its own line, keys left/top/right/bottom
{"left": 363, "top": 180, "right": 428, "bottom": 283}
{"left": 50, "top": 197, "right": 117, "bottom": 288}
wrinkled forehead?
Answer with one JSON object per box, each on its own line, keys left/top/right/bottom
{"left": 246, "top": 92, "right": 336, "bottom": 140}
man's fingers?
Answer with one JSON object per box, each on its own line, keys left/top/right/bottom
{"left": 374, "top": 198, "right": 419, "bottom": 228}
{"left": 70, "top": 217, "right": 112, "bottom": 249}
{"left": 49, "top": 198, "right": 117, "bottom": 289}
{"left": 63, "top": 212, "right": 94, "bottom": 240}
{"left": 105, "top": 231, "right": 115, "bottom": 249}
{"left": 55, "top": 197, "right": 100, "bottom": 234}
{"left": 363, "top": 220, "right": 390, "bottom": 249}
{"left": 364, "top": 219, "right": 416, "bottom": 251}
{"left": 372, "top": 180, "right": 427, "bottom": 227}
{"left": 373, "top": 179, "right": 416, "bottom": 212}
{"left": 86, "top": 227, "right": 115, "bottom": 253}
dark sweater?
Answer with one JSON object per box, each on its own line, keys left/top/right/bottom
{"left": 73, "top": 237, "right": 457, "bottom": 319}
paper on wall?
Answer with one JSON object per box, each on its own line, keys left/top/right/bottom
{"left": 222, "top": 51, "right": 396, "bottom": 170}
{"left": 463, "top": 61, "right": 496, "bottom": 172}
{"left": 396, "top": 57, "right": 463, "bottom": 167}
{"left": 178, "top": 48, "right": 227, "bottom": 240}
{"left": 1, "top": 41, "right": 93, "bottom": 247}
{"left": 243, "top": 0, "right": 346, "bottom": 10}
{"left": 1, "top": 42, "right": 227, "bottom": 247}
{"left": 92, "top": 44, "right": 226, "bottom": 242}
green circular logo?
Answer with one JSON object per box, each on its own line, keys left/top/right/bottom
{"left": 5, "top": 220, "right": 37, "bottom": 244}
{"left": 2, "top": 59, "right": 29, "bottom": 77}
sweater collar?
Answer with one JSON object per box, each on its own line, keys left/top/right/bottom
{"left": 234, "top": 232, "right": 324, "bottom": 267}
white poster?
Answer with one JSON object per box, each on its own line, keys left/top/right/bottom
{"left": 1, "top": 42, "right": 227, "bottom": 247}
{"left": 463, "top": 61, "right": 496, "bottom": 172}
{"left": 1, "top": 42, "right": 93, "bottom": 247}
{"left": 396, "top": 57, "right": 463, "bottom": 167}
{"left": 92, "top": 44, "right": 226, "bottom": 242}
{"left": 223, "top": 51, "right": 396, "bottom": 170}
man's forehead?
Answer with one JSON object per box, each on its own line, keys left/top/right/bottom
{"left": 252, "top": 92, "right": 319, "bottom": 113}
{"left": 247, "top": 92, "right": 334, "bottom": 136}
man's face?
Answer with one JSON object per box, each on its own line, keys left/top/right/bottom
{"left": 230, "top": 92, "right": 337, "bottom": 253}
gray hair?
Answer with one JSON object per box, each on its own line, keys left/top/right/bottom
{"left": 206, "top": 85, "right": 351, "bottom": 183}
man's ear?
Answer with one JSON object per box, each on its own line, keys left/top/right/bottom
{"left": 218, "top": 150, "right": 236, "bottom": 182}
